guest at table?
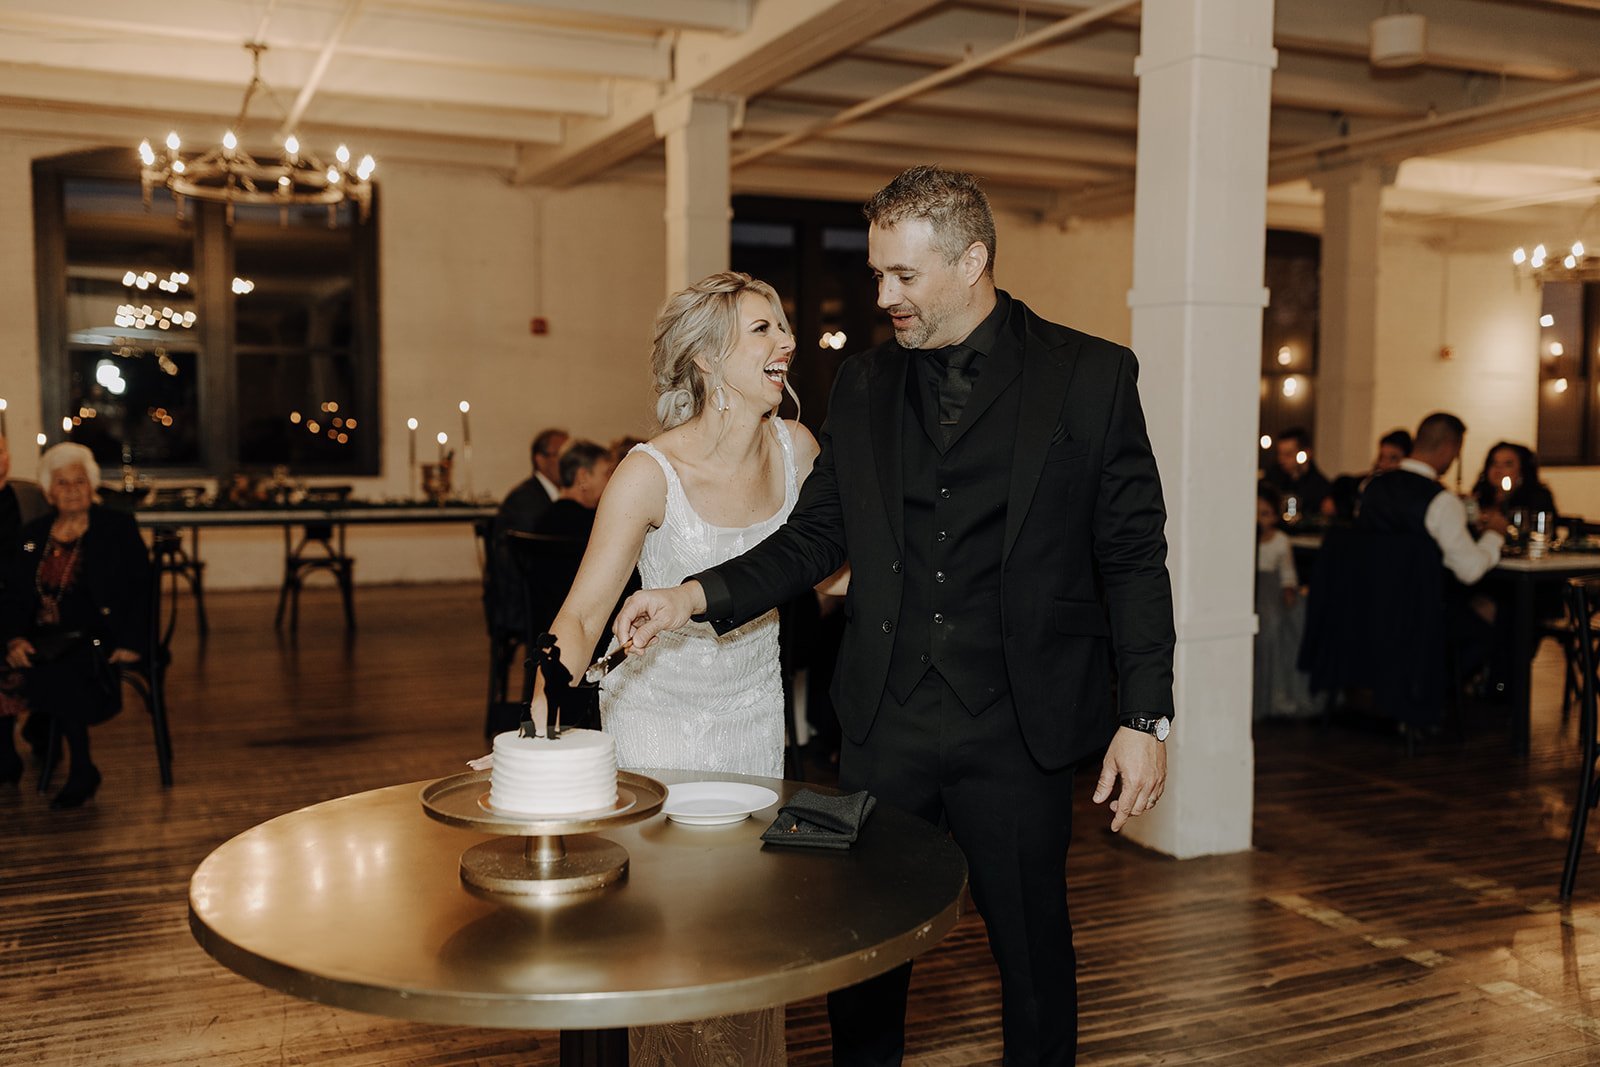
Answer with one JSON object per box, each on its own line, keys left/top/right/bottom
{"left": 1356, "top": 413, "right": 1508, "bottom": 696}
{"left": 485, "top": 427, "right": 571, "bottom": 640}
{"left": 0, "top": 433, "right": 50, "bottom": 779}
{"left": 497, "top": 427, "right": 570, "bottom": 536}
{"left": 1361, "top": 413, "right": 1507, "bottom": 584}
{"left": 1324, "top": 428, "right": 1412, "bottom": 521}
{"left": 1263, "top": 426, "right": 1332, "bottom": 517}
{"left": 1, "top": 443, "right": 150, "bottom": 806}
{"left": 1255, "top": 485, "right": 1317, "bottom": 719}
{"left": 528, "top": 440, "right": 619, "bottom": 639}
{"left": 1471, "top": 441, "right": 1557, "bottom": 534}
{"left": 536, "top": 440, "right": 616, "bottom": 542}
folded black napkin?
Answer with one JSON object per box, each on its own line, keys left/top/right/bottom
{"left": 760, "top": 788, "right": 876, "bottom": 850}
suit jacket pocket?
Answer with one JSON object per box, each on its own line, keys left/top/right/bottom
{"left": 1053, "top": 598, "right": 1110, "bottom": 636}
{"left": 1044, "top": 439, "right": 1091, "bottom": 465}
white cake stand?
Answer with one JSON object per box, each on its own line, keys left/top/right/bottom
{"left": 421, "top": 770, "right": 666, "bottom": 898}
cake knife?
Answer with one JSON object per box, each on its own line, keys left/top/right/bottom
{"left": 582, "top": 643, "right": 630, "bottom": 684}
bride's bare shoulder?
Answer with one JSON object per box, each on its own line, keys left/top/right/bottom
{"left": 598, "top": 449, "right": 670, "bottom": 526}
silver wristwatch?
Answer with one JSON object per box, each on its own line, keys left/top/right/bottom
{"left": 1123, "top": 715, "right": 1170, "bottom": 742}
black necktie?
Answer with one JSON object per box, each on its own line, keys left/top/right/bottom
{"left": 928, "top": 344, "right": 979, "bottom": 439}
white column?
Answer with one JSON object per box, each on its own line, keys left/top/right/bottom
{"left": 654, "top": 93, "right": 738, "bottom": 293}
{"left": 1312, "top": 163, "right": 1395, "bottom": 476}
{"left": 1126, "top": 0, "right": 1276, "bottom": 858}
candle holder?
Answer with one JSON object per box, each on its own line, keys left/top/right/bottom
{"left": 421, "top": 459, "right": 453, "bottom": 505}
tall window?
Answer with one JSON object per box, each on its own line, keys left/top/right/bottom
{"left": 33, "top": 148, "right": 379, "bottom": 476}
{"left": 1536, "top": 281, "right": 1600, "bottom": 466}
{"left": 1258, "top": 229, "right": 1321, "bottom": 467}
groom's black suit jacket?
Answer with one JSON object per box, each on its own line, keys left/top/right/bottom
{"left": 696, "top": 294, "right": 1175, "bottom": 771}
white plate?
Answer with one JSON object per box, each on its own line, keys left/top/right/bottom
{"left": 661, "top": 782, "right": 780, "bottom": 826}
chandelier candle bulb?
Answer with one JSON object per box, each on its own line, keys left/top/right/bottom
{"left": 437, "top": 431, "right": 448, "bottom": 462}
{"left": 0, "top": 396, "right": 6, "bottom": 437}
{"left": 459, "top": 401, "right": 471, "bottom": 447}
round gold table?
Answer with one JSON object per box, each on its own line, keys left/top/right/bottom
{"left": 189, "top": 770, "right": 968, "bottom": 1066}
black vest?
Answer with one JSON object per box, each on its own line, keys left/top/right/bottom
{"left": 886, "top": 312, "right": 1025, "bottom": 713}
{"left": 1356, "top": 468, "right": 1446, "bottom": 564}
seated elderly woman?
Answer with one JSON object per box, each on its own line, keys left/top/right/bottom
{"left": 1, "top": 443, "right": 149, "bottom": 809}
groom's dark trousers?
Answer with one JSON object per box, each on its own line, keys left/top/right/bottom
{"left": 694, "top": 292, "right": 1174, "bottom": 1067}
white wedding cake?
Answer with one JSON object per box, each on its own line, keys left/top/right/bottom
{"left": 488, "top": 728, "right": 618, "bottom": 815}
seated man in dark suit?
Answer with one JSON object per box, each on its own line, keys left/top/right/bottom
{"left": 485, "top": 427, "right": 569, "bottom": 641}
{"left": 497, "top": 426, "right": 569, "bottom": 537}
{"left": 1357, "top": 412, "right": 1509, "bottom": 690}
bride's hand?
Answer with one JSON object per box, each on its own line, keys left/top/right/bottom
{"left": 614, "top": 582, "right": 707, "bottom": 651}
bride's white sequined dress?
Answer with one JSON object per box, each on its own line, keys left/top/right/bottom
{"left": 600, "top": 418, "right": 797, "bottom": 1067}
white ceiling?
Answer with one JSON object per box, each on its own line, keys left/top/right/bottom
{"left": 2, "top": 0, "right": 1598, "bottom": 234}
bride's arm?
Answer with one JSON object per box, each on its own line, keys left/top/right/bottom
{"left": 530, "top": 452, "right": 665, "bottom": 733}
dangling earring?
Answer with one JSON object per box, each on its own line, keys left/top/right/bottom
{"left": 713, "top": 386, "right": 728, "bottom": 412}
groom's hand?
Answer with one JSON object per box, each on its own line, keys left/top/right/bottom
{"left": 614, "top": 581, "right": 708, "bottom": 651}
{"left": 1093, "top": 727, "right": 1167, "bottom": 833}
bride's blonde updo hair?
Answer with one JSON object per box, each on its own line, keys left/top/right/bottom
{"left": 651, "top": 271, "right": 792, "bottom": 430}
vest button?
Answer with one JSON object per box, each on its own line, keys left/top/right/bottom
{"left": 936, "top": 530, "right": 947, "bottom": 542}
{"left": 919, "top": 653, "right": 930, "bottom": 663}
{"left": 881, "top": 620, "right": 894, "bottom": 634}
{"left": 891, "top": 560, "right": 902, "bottom": 573}
{"left": 935, "top": 570, "right": 946, "bottom": 583}
{"left": 933, "top": 612, "right": 944, "bottom": 625}
{"left": 939, "top": 487, "right": 951, "bottom": 499}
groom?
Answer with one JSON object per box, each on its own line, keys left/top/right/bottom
{"left": 615, "top": 166, "right": 1175, "bottom": 1066}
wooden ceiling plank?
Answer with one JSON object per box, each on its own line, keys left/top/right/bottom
{"left": 512, "top": 0, "right": 946, "bottom": 187}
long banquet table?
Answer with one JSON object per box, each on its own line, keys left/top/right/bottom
{"left": 1289, "top": 532, "right": 1600, "bottom": 753}
{"left": 189, "top": 769, "right": 968, "bottom": 1067}
{"left": 134, "top": 500, "right": 499, "bottom": 530}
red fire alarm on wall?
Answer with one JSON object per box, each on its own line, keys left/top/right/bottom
{"left": 530, "top": 317, "right": 549, "bottom": 335}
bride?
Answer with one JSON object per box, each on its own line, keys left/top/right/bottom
{"left": 528, "top": 271, "right": 820, "bottom": 1066}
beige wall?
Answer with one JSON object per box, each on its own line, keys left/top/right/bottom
{"left": 0, "top": 132, "right": 665, "bottom": 588}
{"left": 1372, "top": 229, "right": 1542, "bottom": 483}
{"left": 994, "top": 210, "right": 1135, "bottom": 346}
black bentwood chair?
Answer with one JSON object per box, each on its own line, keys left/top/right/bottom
{"left": 275, "top": 487, "right": 357, "bottom": 634}
{"left": 1561, "top": 576, "right": 1600, "bottom": 900}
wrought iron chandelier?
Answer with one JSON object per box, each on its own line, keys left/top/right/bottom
{"left": 139, "top": 42, "right": 374, "bottom": 225}
{"left": 1512, "top": 199, "right": 1600, "bottom": 283}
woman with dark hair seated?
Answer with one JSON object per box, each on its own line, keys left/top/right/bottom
{"left": 1472, "top": 441, "right": 1557, "bottom": 533}
{"left": 2, "top": 443, "right": 150, "bottom": 808}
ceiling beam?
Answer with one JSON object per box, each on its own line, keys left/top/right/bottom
{"left": 422, "top": 0, "right": 750, "bottom": 34}
{"left": 0, "top": 63, "right": 565, "bottom": 145}
{"left": 511, "top": 0, "right": 946, "bottom": 186}
{"left": 1272, "top": 0, "right": 1600, "bottom": 82}
{"left": 1063, "top": 77, "right": 1600, "bottom": 219}
{"left": 730, "top": 0, "right": 1141, "bottom": 170}
{"left": 741, "top": 100, "right": 1137, "bottom": 170}
{"left": 0, "top": 0, "right": 673, "bottom": 83}
{"left": 0, "top": 102, "right": 525, "bottom": 171}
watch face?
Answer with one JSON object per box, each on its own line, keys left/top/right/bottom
{"left": 1154, "top": 716, "right": 1170, "bottom": 741}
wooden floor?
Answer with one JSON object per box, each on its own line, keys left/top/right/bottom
{"left": 5, "top": 583, "right": 1600, "bottom": 1065}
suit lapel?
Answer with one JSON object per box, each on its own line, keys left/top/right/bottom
{"left": 1003, "top": 322, "right": 1080, "bottom": 561}
{"left": 868, "top": 351, "right": 908, "bottom": 551}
